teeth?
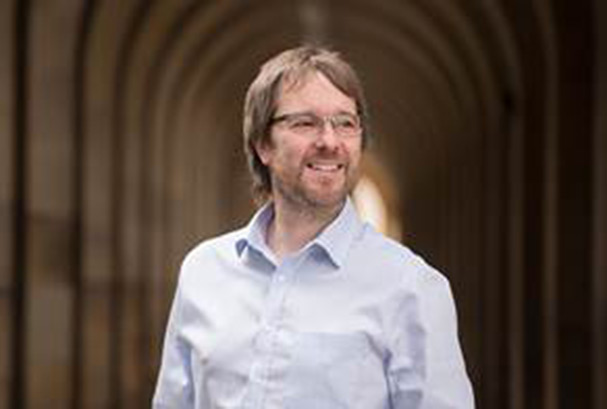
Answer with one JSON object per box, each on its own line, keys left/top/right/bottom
{"left": 309, "top": 163, "right": 341, "bottom": 171}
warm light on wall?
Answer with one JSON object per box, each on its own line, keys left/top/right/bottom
{"left": 352, "top": 175, "right": 401, "bottom": 241}
{"left": 353, "top": 176, "right": 387, "bottom": 232}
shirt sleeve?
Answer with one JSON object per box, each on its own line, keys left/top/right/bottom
{"left": 152, "top": 281, "right": 195, "bottom": 409}
{"left": 387, "top": 266, "right": 475, "bottom": 409}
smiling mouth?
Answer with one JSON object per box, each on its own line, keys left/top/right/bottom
{"left": 306, "top": 163, "right": 344, "bottom": 172}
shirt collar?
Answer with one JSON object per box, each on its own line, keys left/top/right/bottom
{"left": 235, "top": 196, "right": 363, "bottom": 269}
{"left": 235, "top": 200, "right": 275, "bottom": 260}
{"left": 312, "top": 197, "right": 362, "bottom": 268}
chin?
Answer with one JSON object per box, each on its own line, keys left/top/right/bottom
{"left": 304, "top": 189, "right": 349, "bottom": 209}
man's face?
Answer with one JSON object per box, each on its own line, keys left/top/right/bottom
{"left": 256, "top": 71, "right": 363, "bottom": 213}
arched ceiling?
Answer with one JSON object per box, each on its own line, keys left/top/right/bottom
{"left": 80, "top": 0, "right": 530, "bottom": 238}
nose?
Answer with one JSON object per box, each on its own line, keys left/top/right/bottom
{"left": 314, "top": 119, "right": 339, "bottom": 150}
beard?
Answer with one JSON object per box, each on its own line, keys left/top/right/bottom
{"left": 271, "top": 160, "right": 360, "bottom": 215}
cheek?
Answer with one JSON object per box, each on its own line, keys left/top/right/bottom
{"left": 270, "top": 147, "right": 307, "bottom": 177}
{"left": 345, "top": 140, "right": 363, "bottom": 162}
{"left": 279, "top": 142, "right": 309, "bottom": 164}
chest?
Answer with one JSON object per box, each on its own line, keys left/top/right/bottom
{"left": 180, "top": 261, "right": 395, "bottom": 407}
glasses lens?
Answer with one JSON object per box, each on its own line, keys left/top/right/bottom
{"left": 274, "top": 112, "right": 361, "bottom": 136}
{"left": 333, "top": 114, "right": 360, "bottom": 135}
{"left": 285, "top": 113, "right": 321, "bottom": 134}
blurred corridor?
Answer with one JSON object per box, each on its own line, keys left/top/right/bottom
{"left": 1, "top": 0, "right": 606, "bottom": 408}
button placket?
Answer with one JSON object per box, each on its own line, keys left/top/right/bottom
{"left": 264, "top": 263, "right": 291, "bottom": 360}
{"left": 247, "top": 259, "right": 297, "bottom": 408}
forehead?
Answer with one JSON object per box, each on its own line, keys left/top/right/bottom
{"left": 275, "top": 71, "right": 357, "bottom": 114}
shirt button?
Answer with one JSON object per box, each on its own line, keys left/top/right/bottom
{"left": 276, "top": 274, "right": 286, "bottom": 282}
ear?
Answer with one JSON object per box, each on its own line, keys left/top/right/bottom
{"left": 254, "top": 139, "right": 273, "bottom": 165}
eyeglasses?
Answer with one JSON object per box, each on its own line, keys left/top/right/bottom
{"left": 271, "top": 112, "right": 362, "bottom": 138}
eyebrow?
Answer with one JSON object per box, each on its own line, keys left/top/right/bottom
{"left": 273, "top": 109, "right": 358, "bottom": 117}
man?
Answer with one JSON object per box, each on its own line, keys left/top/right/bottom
{"left": 153, "top": 46, "right": 474, "bottom": 408}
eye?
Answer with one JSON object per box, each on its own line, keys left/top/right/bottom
{"left": 333, "top": 114, "right": 360, "bottom": 130}
{"left": 288, "top": 115, "right": 318, "bottom": 130}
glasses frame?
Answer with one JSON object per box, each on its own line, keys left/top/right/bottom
{"left": 271, "top": 111, "right": 362, "bottom": 138}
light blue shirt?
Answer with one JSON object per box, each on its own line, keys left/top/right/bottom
{"left": 153, "top": 198, "right": 474, "bottom": 408}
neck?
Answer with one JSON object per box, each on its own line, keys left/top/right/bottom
{"left": 266, "top": 197, "right": 345, "bottom": 260}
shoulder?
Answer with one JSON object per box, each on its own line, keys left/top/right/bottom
{"left": 178, "top": 227, "right": 246, "bottom": 282}
{"left": 354, "top": 226, "right": 450, "bottom": 291}
{"left": 364, "top": 232, "right": 459, "bottom": 327}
